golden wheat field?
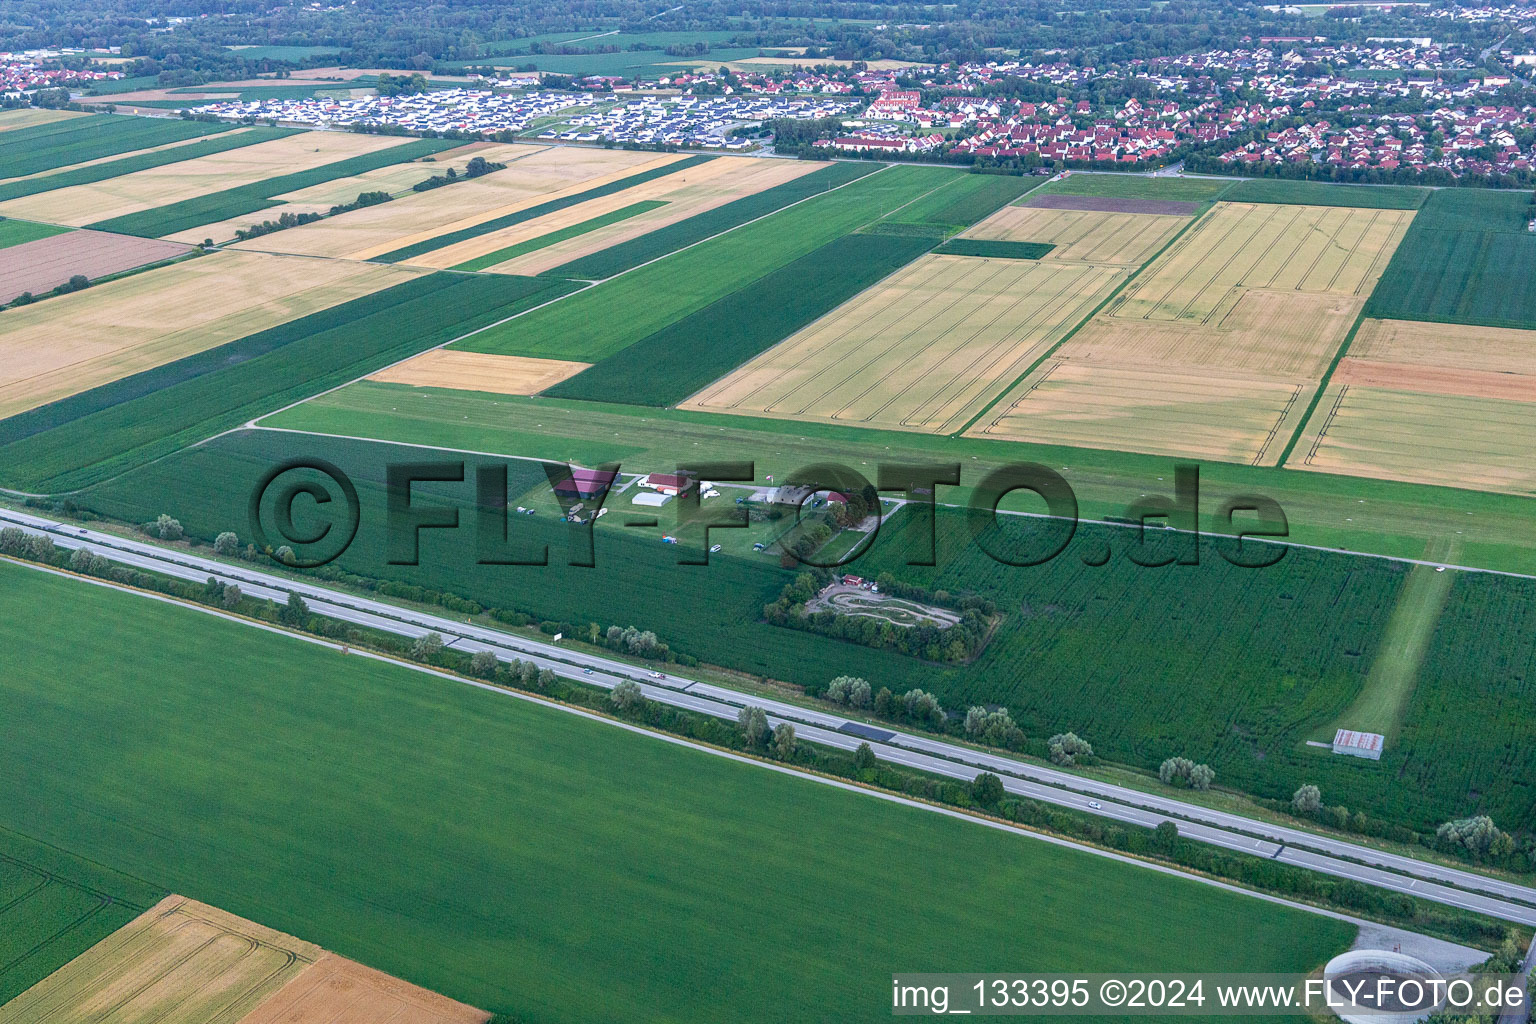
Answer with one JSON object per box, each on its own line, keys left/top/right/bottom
{"left": 1293, "top": 383, "right": 1536, "bottom": 495}
{"left": 1104, "top": 201, "right": 1412, "bottom": 323}
{"left": 683, "top": 255, "right": 1126, "bottom": 434}
{"left": 959, "top": 201, "right": 1416, "bottom": 465}
{"left": 0, "top": 131, "right": 414, "bottom": 226}
{"left": 234, "top": 146, "right": 681, "bottom": 261}
{"left": 431, "top": 156, "right": 820, "bottom": 274}
{"left": 0, "top": 251, "right": 416, "bottom": 419}
{"left": 369, "top": 350, "right": 591, "bottom": 394}
{"left": 961, "top": 204, "right": 1189, "bottom": 265}
{"left": 968, "top": 360, "right": 1309, "bottom": 464}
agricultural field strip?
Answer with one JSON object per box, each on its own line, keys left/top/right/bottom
{"left": 683, "top": 257, "right": 1126, "bottom": 434}
{"left": 0, "top": 231, "right": 193, "bottom": 306}
{"left": 455, "top": 164, "right": 961, "bottom": 363}
{"left": 371, "top": 153, "right": 712, "bottom": 264}
{"left": 546, "top": 231, "right": 937, "bottom": 407}
{"left": 0, "top": 272, "right": 570, "bottom": 492}
{"left": 452, "top": 200, "right": 667, "bottom": 272}
{"left": 539, "top": 161, "right": 879, "bottom": 281}
{"left": 7, "top": 506, "right": 1536, "bottom": 917}
{"left": 83, "top": 137, "right": 460, "bottom": 238}
{"left": 0, "top": 252, "right": 412, "bottom": 423}
{"left": 413, "top": 154, "right": 801, "bottom": 272}
{"left": 488, "top": 159, "right": 822, "bottom": 277}
{"left": 0, "top": 129, "right": 298, "bottom": 205}
{"left": 0, "top": 115, "right": 235, "bottom": 181}
{"left": 969, "top": 202, "right": 1413, "bottom": 463}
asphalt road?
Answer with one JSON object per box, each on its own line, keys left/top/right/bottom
{"left": 7, "top": 504, "right": 1536, "bottom": 927}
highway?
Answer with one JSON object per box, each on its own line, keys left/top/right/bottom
{"left": 6, "top": 504, "right": 1536, "bottom": 927}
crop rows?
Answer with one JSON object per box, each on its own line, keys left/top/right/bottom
{"left": 0, "top": 114, "right": 234, "bottom": 180}
{"left": 86, "top": 137, "right": 460, "bottom": 238}
{"left": 458, "top": 164, "right": 957, "bottom": 362}
{"left": 374, "top": 154, "right": 714, "bottom": 263}
{"left": 1364, "top": 189, "right": 1536, "bottom": 328}
{"left": 1223, "top": 178, "right": 1429, "bottom": 209}
{"left": 546, "top": 231, "right": 935, "bottom": 406}
{"left": 0, "top": 273, "right": 574, "bottom": 492}
{"left": 0, "top": 126, "right": 300, "bottom": 204}
{"left": 540, "top": 160, "right": 880, "bottom": 280}
{"left": 452, "top": 199, "right": 667, "bottom": 271}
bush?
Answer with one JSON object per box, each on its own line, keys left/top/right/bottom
{"left": 964, "top": 706, "right": 1025, "bottom": 749}
{"left": 972, "top": 772, "right": 1005, "bottom": 807}
{"left": 410, "top": 631, "right": 445, "bottom": 661}
{"left": 213, "top": 531, "right": 239, "bottom": 556}
{"left": 826, "top": 675, "right": 872, "bottom": 708}
{"left": 1292, "top": 784, "right": 1322, "bottom": 814}
{"left": 1159, "top": 756, "right": 1215, "bottom": 791}
{"left": 610, "top": 679, "right": 644, "bottom": 713}
{"left": 1048, "top": 732, "right": 1093, "bottom": 767}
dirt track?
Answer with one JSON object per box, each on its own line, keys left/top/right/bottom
{"left": 0, "top": 230, "right": 190, "bottom": 303}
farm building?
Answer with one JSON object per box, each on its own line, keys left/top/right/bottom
{"left": 1332, "top": 729, "right": 1384, "bottom": 760}
{"left": 552, "top": 467, "right": 617, "bottom": 501}
{"left": 639, "top": 473, "right": 694, "bottom": 497}
{"left": 632, "top": 491, "right": 672, "bottom": 507}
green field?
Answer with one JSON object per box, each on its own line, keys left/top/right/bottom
{"left": 1364, "top": 189, "right": 1536, "bottom": 329}
{"left": 1221, "top": 178, "right": 1429, "bottom": 209}
{"left": 0, "top": 273, "right": 576, "bottom": 492}
{"left": 542, "top": 160, "right": 879, "bottom": 280}
{"left": 85, "top": 137, "right": 459, "bottom": 238}
{"left": 933, "top": 238, "right": 1055, "bottom": 259}
{"left": 84, "top": 428, "right": 1515, "bottom": 832}
{"left": 882, "top": 172, "right": 1039, "bottom": 231}
{"left": 453, "top": 199, "right": 667, "bottom": 271}
{"left": 0, "top": 828, "right": 161, "bottom": 1005}
{"left": 258, "top": 380, "right": 1536, "bottom": 572}
{"left": 0, "top": 126, "right": 301, "bottom": 204}
{"left": 0, "top": 115, "right": 234, "bottom": 180}
{"left": 375, "top": 155, "right": 713, "bottom": 263}
{"left": 1037, "top": 174, "right": 1234, "bottom": 202}
{"left": 0, "top": 219, "right": 70, "bottom": 249}
{"left": 545, "top": 231, "right": 934, "bottom": 405}
{"left": 458, "top": 164, "right": 959, "bottom": 362}
{"left": 1324, "top": 545, "right": 1456, "bottom": 742}
{"left": 0, "top": 559, "right": 1355, "bottom": 1021}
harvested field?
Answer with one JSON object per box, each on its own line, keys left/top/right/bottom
{"left": 423, "top": 155, "right": 817, "bottom": 274}
{"left": 0, "top": 109, "right": 87, "bottom": 131}
{"left": 0, "top": 131, "right": 409, "bottom": 227}
{"left": 0, "top": 894, "right": 318, "bottom": 1024}
{"left": 1295, "top": 384, "right": 1536, "bottom": 494}
{"left": 1333, "top": 358, "right": 1536, "bottom": 402}
{"left": 237, "top": 953, "right": 490, "bottom": 1024}
{"left": 0, "top": 229, "right": 190, "bottom": 303}
{"left": 1106, "top": 202, "right": 1413, "bottom": 322}
{"left": 970, "top": 360, "right": 1310, "bottom": 464}
{"left": 234, "top": 146, "right": 678, "bottom": 261}
{"left": 683, "top": 256, "right": 1126, "bottom": 434}
{"left": 1350, "top": 317, "right": 1536, "bottom": 377}
{"left": 369, "top": 350, "right": 590, "bottom": 395}
{"left": 963, "top": 204, "right": 1189, "bottom": 265}
{"left": 0, "top": 251, "right": 414, "bottom": 420}
{"left": 1018, "top": 192, "right": 1203, "bottom": 217}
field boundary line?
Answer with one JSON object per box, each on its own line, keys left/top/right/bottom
{"left": 953, "top": 201, "right": 1218, "bottom": 436}
{"left": 0, "top": 551, "right": 1474, "bottom": 940}
{"left": 1276, "top": 311, "right": 1368, "bottom": 467}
